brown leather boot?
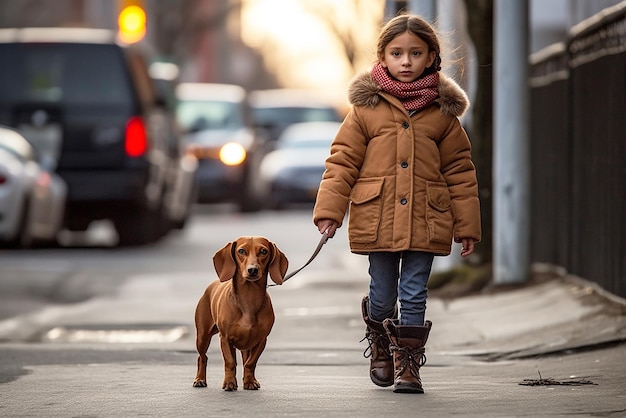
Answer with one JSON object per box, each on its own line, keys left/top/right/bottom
{"left": 360, "top": 296, "right": 395, "bottom": 387}
{"left": 383, "top": 318, "right": 432, "bottom": 393}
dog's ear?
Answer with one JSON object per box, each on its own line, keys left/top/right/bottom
{"left": 213, "top": 241, "right": 237, "bottom": 282}
{"left": 268, "top": 242, "right": 289, "bottom": 285}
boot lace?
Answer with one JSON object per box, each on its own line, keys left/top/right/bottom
{"left": 389, "top": 344, "right": 427, "bottom": 376}
{"left": 360, "top": 329, "right": 391, "bottom": 359}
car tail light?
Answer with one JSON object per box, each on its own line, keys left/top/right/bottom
{"left": 125, "top": 116, "right": 148, "bottom": 157}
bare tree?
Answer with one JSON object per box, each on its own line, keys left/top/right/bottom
{"left": 463, "top": 0, "right": 493, "bottom": 264}
{"left": 303, "top": 0, "right": 385, "bottom": 74}
{"left": 415, "top": 1, "right": 495, "bottom": 293}
{"left": 0, "top": 0, "right": 86, "bottom": 28}
{"left": 152, "top": 0, "right": 235, "bottom": 65}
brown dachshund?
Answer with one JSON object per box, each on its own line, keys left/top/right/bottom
{"left": 193, "top": 236, "right": 288, "bottom": 391}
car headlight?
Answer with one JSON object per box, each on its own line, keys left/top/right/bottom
{"left": 219, "top": 142, "right": 247, "bottom": 166}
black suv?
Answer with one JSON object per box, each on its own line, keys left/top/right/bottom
{"left": 0, "top": 28, "right": 197, "bottom": 245}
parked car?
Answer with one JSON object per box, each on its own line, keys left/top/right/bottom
{"left": 256, "top": 121, "right": 341, "bottom": 209}
{"left": 0, "top": 125, "right": 66, "bottom": 247}
{"left": 249, "top": 88, "right": 344, "bottom": 145}
{"left": 176, "top": 82, "right": 262, "bottom": 212}
{"left": 0, "top": 28, "right": 196, "bottom": 246}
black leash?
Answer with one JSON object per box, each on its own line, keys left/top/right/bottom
{"left": 268, "top": 231, "right": 329, "bottom": 287}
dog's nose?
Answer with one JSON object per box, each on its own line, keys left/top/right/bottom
{"left": 247, "top": 266, "right": 259, "bottom": 276}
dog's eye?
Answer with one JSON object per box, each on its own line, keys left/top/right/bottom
{"left": 259, "top": 248, "right": 268, "bottom": 255}
{"left": 237, "top": 248, "right": 246, "bottom": 255}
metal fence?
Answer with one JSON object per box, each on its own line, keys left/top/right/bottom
{"left": 529, "top": 3, "right": 625, "bottom": 298}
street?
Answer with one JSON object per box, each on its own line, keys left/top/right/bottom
{"left": 0, "top": 204, "right": 363, "bottom": 338}
{"left": 0, "top": 205, "right": 625, "bottom": 417}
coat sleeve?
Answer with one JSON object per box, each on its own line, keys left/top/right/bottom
{"left": 438, "top": 117, "right": 482, "bottom": 242}
{"left": 313, "top": 108, "right": 369, "bottom": 228}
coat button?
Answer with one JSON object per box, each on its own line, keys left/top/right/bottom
{"left": 402, "top": 122, "right": 409, "bottom": 129}
{"left": 400, "top": 198, "right": 408, "bottom": 205}
{"left": 401, "top": 161, "right": 408, "bottom": 168}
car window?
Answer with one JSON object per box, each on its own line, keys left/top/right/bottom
{"left": 177, "top": 100, "right": 243, "bottom": 131}
{"left": 279, "top": 138, "right": 332, "bottom": 150}
{"left": 0, "top": 43, "right": 133, "bottom": 105}
{"left": 253, "top": 107, "right": 341, "bottom": 125}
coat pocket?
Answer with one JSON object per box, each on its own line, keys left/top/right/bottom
{"left": 426, "top": 181, "right": 453, "bottom": 244}
{"left": 348, "top": 178, "right": 384, "bottom": 243}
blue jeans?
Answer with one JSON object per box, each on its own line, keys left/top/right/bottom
{"left": 368, "top": 251, "right": 435, "bottom": 326}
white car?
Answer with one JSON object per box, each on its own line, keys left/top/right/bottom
{"left": 257, "top": 121, "right": 341, "bottom": 209}
{"left": 249, "top": 88, "right": 343, "bottom": 144}
{"left": 0, "top": 126, "right": 67, "bottom": 247}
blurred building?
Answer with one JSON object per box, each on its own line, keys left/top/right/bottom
{"left": 0, "top": 0, "right": 276, "bottom": 90}
{"left": 2, "top": 1, "right": 622, "bottom": 91}
{"left": 383, "top": 0, "right": 624, "bottom": 54}
{"left": 531, "top": 0, "right": 623, "bottom": 53}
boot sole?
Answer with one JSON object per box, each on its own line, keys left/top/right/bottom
{"left": 371, "top": 375, "right": 394, "bottom": 387}
{"left": 393, "top": 384, "right": 424, "bottom": 394}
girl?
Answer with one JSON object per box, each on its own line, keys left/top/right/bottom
{"left": 313, "top": 14, "right": 481, "bottom": 393}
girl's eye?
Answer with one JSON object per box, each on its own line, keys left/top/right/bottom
{"left": 391, "top": 51, "right": 400, "bottom": 57}
{"left": 412, "top": 51, "right": 421, "bottom": 56}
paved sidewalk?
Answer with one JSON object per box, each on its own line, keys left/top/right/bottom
{"left": 427, "top": 274, "right": 626, "bottom": 359}
{"left": 1, "top": 270, "right": 625, "bottom": 417}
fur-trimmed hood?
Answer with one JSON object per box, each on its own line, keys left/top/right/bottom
{"left": 347, "top": 70, "right": 469, "bottom": 117}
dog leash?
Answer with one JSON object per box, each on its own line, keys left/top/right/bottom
{"left": 268, "top": 230, "right": 329, "bottom": 287}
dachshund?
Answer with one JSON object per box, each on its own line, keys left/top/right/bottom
{"left": 193, "top": 236, "right": 288, "bottom": 390}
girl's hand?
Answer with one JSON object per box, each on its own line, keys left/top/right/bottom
{"left": 316, "top": 219, "right": 339, "bottom": 238}
{"left": 460, "top": 238, "right": 475, "bottom": 257}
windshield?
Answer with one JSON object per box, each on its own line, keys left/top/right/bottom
{"left": 278, "top": 138, "right": 332, "bottom": 150}
{"left": 177, "top": 100, "right": 244, "bottom": 132}
{"left": 253, "top": 107, "right": 341, "bottom": 125}
{"left": 0, "top": 43, "right": 133, "bottom": 105}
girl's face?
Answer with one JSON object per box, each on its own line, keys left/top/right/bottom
{"left": 380, "top": 31, "right": 436, "bottom": 82}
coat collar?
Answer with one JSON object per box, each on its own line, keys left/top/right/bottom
{"left": 347, "top": 70, "right": 469, "bottom": 117}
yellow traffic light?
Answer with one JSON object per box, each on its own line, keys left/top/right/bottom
{"left": 118, "top": 4, "right": 146, "bottom": 43}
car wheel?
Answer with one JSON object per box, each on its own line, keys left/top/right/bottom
{"left": 173, "top": 181, "right": 198, "bottom": 230}
{"left": 238, "top": 195, "right": 262, "bottom": 213}
{"left": 114, "top": 204, "right": 168, "bottom": 246}
{"left": 237, "top": 178, "right": 262, "bottom": 213}
{"left": 1, "top": 197, "right": 29, "bottom": 248}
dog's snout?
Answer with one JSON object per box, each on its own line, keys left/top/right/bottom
{"left": 247, "top": 266, "right": 259, "bottom": 277}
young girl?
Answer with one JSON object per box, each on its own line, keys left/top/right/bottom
{"left": 313, "top": 14, "right": 481, "bottom": 393}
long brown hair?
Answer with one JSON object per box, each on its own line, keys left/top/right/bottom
{"left": 376, "top": 14, "right": 442, "bottom": 75}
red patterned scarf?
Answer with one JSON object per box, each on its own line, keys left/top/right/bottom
{"left": 371, "top": 62, "right": 439, "bottom": 112}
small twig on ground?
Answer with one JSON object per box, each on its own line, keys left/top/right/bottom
{"left": 519, "top": 370, "right": 597, "bottom": 386}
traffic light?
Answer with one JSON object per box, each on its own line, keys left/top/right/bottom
{"left": 117, "top": 0, "right": 146, "bottom": 44}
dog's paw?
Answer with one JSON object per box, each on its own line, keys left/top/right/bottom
{"left": 243, "top": 379, "right": 261, "bottom": 390}
{"left": 222, "top": 380, "right": 238, "bottom": 391}
{"left": 193, "top": 379, "right": 207, "bottom": 388}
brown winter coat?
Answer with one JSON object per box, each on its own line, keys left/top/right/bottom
{"left": 313, "top": 71, "right": 481, "bottom": 255}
